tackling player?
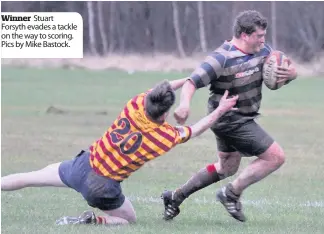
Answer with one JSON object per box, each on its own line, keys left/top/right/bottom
{"left": 1, "top": 78, "right": 238, "bottom": 226}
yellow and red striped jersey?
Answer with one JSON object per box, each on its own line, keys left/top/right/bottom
{"left": 89, "top": 90, "right": 192, "bottom": 181}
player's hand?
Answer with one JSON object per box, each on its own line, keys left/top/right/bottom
{"left": 218, "top": 90, "right": 239, "bottom": 115}
{"left": 174, "top": 105, "right": 190, "bottom": 125}
{"left": 275, "top": 64, "right": 297, "bottom": 83}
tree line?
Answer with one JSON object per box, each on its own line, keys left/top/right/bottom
{"left": 2, "top": 1, "right": 324, "bottom": 62}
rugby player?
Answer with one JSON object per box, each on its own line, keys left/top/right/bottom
{"left": 1, "top": 78, "right": 238, "bottom": 226}
{"left": 162, "top": 10, "right": 298, "bottom": 222}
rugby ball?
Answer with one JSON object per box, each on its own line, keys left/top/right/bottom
{"left": 262, "top": 51, "right": 290, "bottom": 90}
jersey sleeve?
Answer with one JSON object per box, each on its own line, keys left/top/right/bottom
{"left": 189, "top": 52, "right": 226, "bottom": 89}
{"left": 173, "top": 126, "right": 192, "bottom": 144}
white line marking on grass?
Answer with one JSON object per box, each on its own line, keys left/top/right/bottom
{"left": 4, "top": 193, "right": 324, "bottom": 208}
{"left": 127, "top": 195, "right": 324, "bottom": 208}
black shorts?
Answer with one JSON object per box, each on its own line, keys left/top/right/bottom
{"left": 211, "top": 120, "right": 274, "bottom": 156}
{"left": 58, "top": 150, "right": 125, "bottom": 210}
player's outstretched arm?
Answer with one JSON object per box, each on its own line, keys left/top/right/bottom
{"left": 173, "top": 80, "right": 197, "bottom": 125}
{"left": 168, "top": 78, "right": 190, "bottom": 91}
{"left": 190, "top": 91, "right": 238, "bottom": 138}
{"left": 179, "top": 80, "right": 196, "bottom": 108}
{"left": 145, "top": 78, "right": 188, "bottom": 94}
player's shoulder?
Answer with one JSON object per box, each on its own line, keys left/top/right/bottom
{"left": 210, "top": 41, "right": 239, "bottom": 66}
{"left": 126, "top": 91, "right": 147, "bottom": 113}
{"left": 160, "top": 122, "right": 177, "bottom": 134}
{"left": 207, "top": 51, "right": 226, "bottom": 64}
{"left": 258, "top": 43, "right": 273, "bottom": 57}
{"left": 248, "top": 44, "right": 272, "bottom": 61}
{"left": 205, "top": 44, "right": 229, "bottom": 68}
{"left": 213, "top": 42, "right": 231, "bottom": 56}
{"left": 134, "top": 88, "right": 153, "bottom": 101}
{"left": 263, "top": 43, "right": 273, "bottom": 52}
{"left": 144, "top": 88, "right": 153, "bottom": 94}
{"left": 135, "top": 89, "right": 151, "bottom": 99}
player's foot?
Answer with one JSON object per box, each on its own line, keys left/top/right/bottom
{"left": 161, "top": 190, "right": 180, "bottom": 221}
{"left": 216, "top": 184, "right": 246, "bottom": 222}
{"left": 55, "top": 211, "right": 97, "bottom": 225}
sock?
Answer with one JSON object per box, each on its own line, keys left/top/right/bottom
{"left": 173, "top": 164, "right": 222, "bottom": 206}
{"left": 96, "top": 216, "right": 107, "bottom": 224}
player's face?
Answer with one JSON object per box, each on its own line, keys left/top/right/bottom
{"left": 246, "top": 27, "right": 266, "bottom": 53}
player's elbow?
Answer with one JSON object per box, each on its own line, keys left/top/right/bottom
{"left": 183, "top": 79, "right": 197, "bottom": 91}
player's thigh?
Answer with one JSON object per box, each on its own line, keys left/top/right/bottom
{"left": 224, "top": 120, "right": 274, "bottom": 157}
{"left": 103, "top": 198, "right": 136, "bottom": 223}
{"left": 217, "top": 151, "right": 241, "bottom": 171}
{"left": 37, "top": 162, "right": 67, "bottom": 187}
{"left": 58, "top": 150, "right": 91, "bottom": 190}
{"left": 214, "top": 131, "right": 237, "bottom": 154}
{"left": 213, "top": 129, "right": 242, "bottom": 165}
{"left": 216, "top": 151, "right": 242, "bottom": 176}
{"left": 211, "top": 129, "right": 242, "bottom": 175}
{"left": 258, "top": 141, "right": 285, "bottom": 164}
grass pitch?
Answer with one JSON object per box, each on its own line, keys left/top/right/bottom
{"left": 1, "top": 67, "right": 324, "bottom": 234}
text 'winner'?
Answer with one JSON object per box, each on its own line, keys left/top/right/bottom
{"left": 1, "top": 12, "right": 83, "bottom": 58}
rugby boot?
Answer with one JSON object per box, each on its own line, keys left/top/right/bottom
{"left": 161, "top": 190, "right": 181, "bottom": 221}
{"left": 216, "top": 184, "right": 246, "bottom": 222}
{"left": 56, "top": 211, "right": 97, "bottom": 225}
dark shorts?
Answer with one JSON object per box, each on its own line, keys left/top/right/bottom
{"left": 58, "top": 150, "right": 125, "bottom": 210}
{"left": 211, "top": 120, "right": 274, "bottom": 157}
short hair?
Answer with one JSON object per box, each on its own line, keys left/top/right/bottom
{"left": 145, "top": 80, "right": 175, "bottom": 120}
{"left": 233, "top": 10, "right": 268, "bottom": 38}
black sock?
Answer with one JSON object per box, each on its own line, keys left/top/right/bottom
{"left": 173, "top": 164, "right": 221, "bottom": 206}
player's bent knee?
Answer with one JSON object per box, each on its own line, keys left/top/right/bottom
{"left": 260, "top": 142, "right": 285, "bottom": 167}
{"left": 227, "top": 166, "right": 239, "bottom": 177}
{"left": 117, "top": 209, "right": 136, "bottom": 223}
{"left": 121, "top": 207, "right": 136, "bottom": 223}
{"left": 216, "top": 162, "right": 239, "bottom": 177}
{"left": 271, "top": 143, "right": 285, "bottom": 166}
{"left": 126, "top": 213, "right": 136, "bottom": 223}
{"left": 103, "top": 199, "right": 137, "bottom": 224}
{"left": 216, "top": 151, "right": 241, "bottom": 178}
{"left": 218, "top": 151, "right": 232, "bottom": 158}
{"left": 275, "top": 149, "right": 285, "bottom": 166}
